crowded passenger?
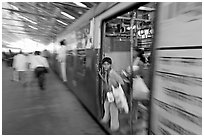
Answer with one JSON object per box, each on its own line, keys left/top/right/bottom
{"left": 100, "top": 57, "right": 125, "bottom": 131}
{"left": 123, "top": 48, "right": 149, "bottom": 123}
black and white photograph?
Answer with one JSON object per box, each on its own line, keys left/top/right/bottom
{"left": 2, "top": 1, "right": 202, "bottom": 135}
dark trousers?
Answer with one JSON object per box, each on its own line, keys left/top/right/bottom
{"left": 34, "top": 67, "right": 46, "bottom": 90}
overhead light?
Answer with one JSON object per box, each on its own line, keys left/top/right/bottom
{"left": 61, "top": 11, "right": 75, "bottom": 19}
{"left": 127, "top": 25, "right": 136, "bottom": 30}
{"left": 78, "top": 11, "right": 83, "bottom": 14}
{"left": 138, "top": 6, "right": 155, "bottom": 11}
{"left": 56, "top": 19, "right": 67, "bottom": 25}
{"left": 73, "top": 2, "right": 87, "bottom": 8}
{"left": 18, "top": 15, "right": 37, "bottom": 24}
{"left": 28, "top": 25, "right": 38, "bottom": 30}
{"left": 10, "top": 5, "right": 19, "bottom": 10}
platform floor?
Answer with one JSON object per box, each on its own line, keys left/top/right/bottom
{"left": 2, "top": 64, "right": 106, "bottom": 135}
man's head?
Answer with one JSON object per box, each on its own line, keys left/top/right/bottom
{"left": 133, "top": 47, "right": 144, "bottom": 58}
{"left": 102, "top": 57, "right": 112, "bottom": 71}
{"left": 34, "top": 51, "right": 41, "bottom": 55}
{"left": 60, "top": 39, "right": 66, "bottom": 46}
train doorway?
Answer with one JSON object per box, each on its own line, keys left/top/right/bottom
{"left": 99, "top": 2, "right": 156, "bottom": 134}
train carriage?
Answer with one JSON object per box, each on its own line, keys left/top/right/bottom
{"left": 50, "top": 2, "right": 202, "bottom": 135}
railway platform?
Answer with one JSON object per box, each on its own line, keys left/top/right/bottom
{"left": 2, "top": 63, "right": 106, "bottom": 135}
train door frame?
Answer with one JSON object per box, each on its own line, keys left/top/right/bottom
{"left": 97, "top": 21, "right": 106, "bottom": 119}
{"left": 146, "top": 3, "right": 159, "bottom": 135}
{"left": 96, "top": 2, "right": 155, "bottom": 134}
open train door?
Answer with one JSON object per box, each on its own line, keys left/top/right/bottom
{"left": 149, "top": 2, "right": 202, "bottom": 135}
{"left": 98, "top": 3, "right": 156, "bottom": 134}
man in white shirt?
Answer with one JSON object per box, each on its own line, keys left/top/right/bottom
{"left": 33, "top": 51, "right": 49, "bottom": 69}
{"left": 33, "top": 51, "right": 49, "bottom": 90}
{"left": 56, "top": 39, "right": 67, "bottom": 82}
{"left": 12, "top": 51, "right": 27, "bottom": 85}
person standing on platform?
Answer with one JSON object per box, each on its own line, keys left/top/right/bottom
{"left": 7, "top": 49, "right": 14, "bottom": 67}
{"left": 56, "top": 39, "right": 67, "bottom": 82}
{"left": 42, "top": 49, "right": 50, "bottom": 60}
{"left": 27, "top": 52, "right": 36, "bottom": 86}
{"left": 12, "top": 50, "right": 27, "bottom": 85}
{"left": 100, "top": 57, "right": 124, "bottom": 131}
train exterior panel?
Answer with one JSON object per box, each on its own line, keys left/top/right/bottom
{"left": 149, "top": 2, "right": 202, "bottom": 135}
{"left": 52, "top": 48, "right": 101, "bottom": 117}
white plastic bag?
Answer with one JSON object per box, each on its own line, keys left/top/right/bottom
{"left": 127, "top": 65, "right": 139, "bottom": 74}
{"left": 107, "top": 92, "right": 114, "bottom": 102}
{"left": 112, "top": 84, "right": 129, "bottom": 113}
{"left": 133, "top": 76, "right": 149, "bottom": 100}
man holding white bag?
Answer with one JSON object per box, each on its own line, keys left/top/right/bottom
{"left": 128, "top": 48, "right": 149, "bottom": 124}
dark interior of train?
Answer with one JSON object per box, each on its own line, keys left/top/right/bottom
{"left": 104, "top": 3, "right": 155, "bottom": 52}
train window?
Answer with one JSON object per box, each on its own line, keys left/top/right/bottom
{"left": 104, "top": 3, "right": 155, "bottom": 52}
{"left": 102, "top": 3, "right": 155, "bottom": 72}
{"left": 76, "top": 49, "right": 86, "bottom": 78}
{"left": 67, "top": 50, "right": 74, "bottom": 68}
{"left": 75, "top": 24, "right": 90, "bottom": 49}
